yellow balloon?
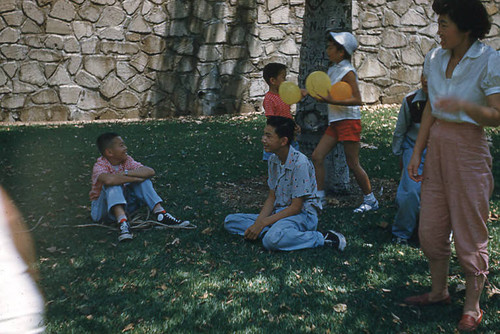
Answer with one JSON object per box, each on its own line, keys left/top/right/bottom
{"left": 305, "top": 71, "right": 331, "bottom": 99}
{"left": 330, "top": 81, "right": 353, "bottom": 101}
{"left": 278, "top": 81, "right": 302, "bottom": 105}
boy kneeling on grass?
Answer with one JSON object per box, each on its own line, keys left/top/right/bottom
{"left": 89, "top": 132, "right": 188, "bottom": 242}
{"left": 224, "top": 116, "right": 346, "bottom": 252}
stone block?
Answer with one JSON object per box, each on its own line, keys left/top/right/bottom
{"left": 100, "top": 74, "right": 126, "bottom": 98}
{"left": 0, "top": 69, "right": 8, "bottom": 87}
{"left": 381, "top": 84, "right": 412, "bottom": 104}
{"left": 152, "top": 22, "right": 168, "bottom": 37}
{"left": 19, "top": 106, "right": 50, "bottom": 122}
{"left": 259, "top": 27, "right": 286, "bottom": 40}
{"left": 91, "top": 0, "right": 115, "bottom": 5}
{"left": 98, "top": 108, "right": 121, "bottom": 119}
{"left": 144, "top": 6, "right": 168, "bottom": 24}
{"left": 49, "top": 105, "right": 69, "bottom": 121}
{"left": 28, "top": 49, "right": 62, "bottom": 62}
{"left": 193, "top": 0, "right": 213, "bottom": 21}
{"left": 270, "top": 6, "right": 290, "bottom": 25}
{"left": 46, "top": 18, "right": 72, "bottom": 35}
{"left": 401, "top": 9, "right": 427, "bottom": 26}
{"left": 75, "top": 70, "right": 100, "bottom": 88}
{"left": 141, "top": 35, "right": 166, "bottom": 54}
{"left": 267, "top": 0, "right": 281, "bottom": 11}
{"left": 78, "top": 4, "right": 101, "bottom": 22}
{"left": 72, "top": 21, "right": 93, "bottom": 40}
{"left": 122, "top": 108, "right": 141, "bottom": 119}
{"left": 358, "top": 35, "right": 381, "bottom": 46}
{"left": 100, "top": 41, "right": 140, "bottom": 55}
{"left": 205, "top": 21, "right": 227, "bottom": 43}
{"left": 77, "top": 89, "right": 106, "bottom": 110}
{"left": 0, "top": 0, "right": 16, "bottom": 13}
{"left": 64, "top": 36, "right": 80, "bottom": 53}
{"left": 388, "top": 0, "right": 412, "bottom": 16}
{"left": 197, "top": 45, "right": 221, "bottom": 62}
{"left": 19, "top": 62, "right": 45, "bottom": 86}
{"left": 31, "top": 88, "right": 59, "bottom": 104}
{"left": 24, "top": 35, "right": 43, "bottom": 48}
{"left": 59, "top": 85, "right": 81, "bottom": 104}
{"left": 117, "top": 61, "right": 137, "bottom": 81}
{"left": 223, "top": 45, "right": 246, "bottom": 59}
{"left": 130, "top": 52, "right": 148, "bottom": 72}
{"left": 1, "top": 63, "right": 15, "bottom": 78}
{"left": 358, "top": 57, "right": 387, "bottom": 78}
{"left": 129, "top": 75, "right": 154, "bottom": 93}
{"left": 279, "top": 37, "right": 299, "bottom": 55}
{"left": 13, "top": 79, "right": 36, "bottom": 93}
{"left": 169, "top": 20, "right": 189, "bottom": 36}
{"left": 173, "top": 38, "right": 194, "bottom": 55}
{"left": 21, "top": 18, "right": 42, "bottom": 33}
{"left": 67, "top": 56, "right": 82, "bottom": 75}
{"left": 166, "top": 1, "right": 190, "bottom": 19}
{"left": 1, "top": 45, "right": 28, "bottom": 60}
{"left": 96, "top": 6, "right": 125, "bottom": 27}
{"left": 401, "top": 48, "right": 424, "bottom": 66}
{"left": 382, "top": 8, "right": 400, "bottom": 27}
{"left": 44, "top": 64, "right": 57, "bottom": 79}
{"left": 1, "top": 95, "right": 25, "bottom": 109}
{"left": 359, "top": 82, "right": 380, "bottom": 104}
{"left": 128, "top": 15, "right": 152, "bottom": 34}
{"left": 381, "top": 30, "right": 407, "bottom": 48}
{"left": 3, "top": 11, "right": 25, "bottom": 26}
{"left": 0, "top": 27, "right": 20, "bottom": 43}
{"left": 47, "top": 65, "right": 72, "bottom": 85}
{"left": 391, "top": 67, "right": 421, "bottom": 84}
{"left": 99, "top": 27, "right": 125, "bottom": 41}
{"left": 110, "top": 90, "right": 139, "bottom": 108}
{"left": 45, "top": 35, "right": 64, "bottom": 49}
{"left": 49, "top": 0, "right": 76, "bottom": 22}
{"left": 247, "top": 37, "right": 263, "bottom": 57}
{"left": 123, "top": 0, "right": 141, "bottom": 15}
{"left": 82, "top": 37, "right": 99, "bottom": 54}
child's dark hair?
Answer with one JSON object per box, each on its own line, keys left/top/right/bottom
{"left": 263, "top": 63, "right": 287, "bottom": 85}
{"left": 327, "top": 35, "right": 350, "bottom": 61}
{"left": 96, "top": 132, "right": 120, "bottom": 155}
{"left": 432, "top": 0, "right": 490, "bottom": 40}
{"left": 266, "top": 116, "right": 295, "bottom": 146}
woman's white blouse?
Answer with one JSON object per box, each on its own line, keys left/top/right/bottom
{"left": 424, "top": 41, "right": 500, "bottom": 125}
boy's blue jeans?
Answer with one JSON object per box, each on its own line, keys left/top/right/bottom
{"left": 392, "top": 137, "right": 426, "bottom": 240}
{"left": 224, "top": 209, "right": 324, "bottom": 251}
{"left": 91, "top": 179, "right": 162, "bottom": 222}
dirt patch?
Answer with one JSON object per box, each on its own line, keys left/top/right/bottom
{"left": 216, "top": 175, "right": 399, "bottom": 210}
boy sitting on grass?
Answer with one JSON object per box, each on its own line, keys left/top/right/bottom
{"left": 89, "top": 132, "right": 187, "bottom": 242}
{"left": 224, "top": 116, "right": 346, "bottom": 252}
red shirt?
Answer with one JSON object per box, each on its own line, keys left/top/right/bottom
{"left": 263, "top": 91, "right": 293, "bottom": 119}
{"left": 89, "top": 155, "right": 143, "bottom": 200}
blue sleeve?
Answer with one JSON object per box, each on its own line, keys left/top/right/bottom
{"left": 290, "top": 161, "right": 316, "bottom": 199}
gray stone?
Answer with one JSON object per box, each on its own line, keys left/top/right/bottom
{"left": 223, "top": 46, "right": 246, "bottom": 59}
{"left": 111, "top": 90, "right": 139, "bottom": 108}
{"left": 3, "top": 11, "right": 25, "bottom": 26}
{"left": 382, "top": 84, "right": 412, "bottom": 104}
{"left": 247, "top": 37, "right": 263, "bottom": 57}
{"left": 48, "top": 105, "right": 69, "bottom": 121}
{"left": 0, "top": 27, "right": 20, "bottom": 43}
{"left": 166, "top": 1, "right": 190, "bottom": 19}
{"left": 0, "top": 0, "right": 16, "bottom": 13}
{"left": 47, "top": 65, "right": 72, "bottom": 85}
{"left": 123, "top": 0, "right": 141, "bottom": 15}
{"left": 401, "top": 48, "right": 424, "bottom": 65}
{"left": 358, "top": 35, "right": 381, "bottom": 46}
{"left": 21, "top": 18, "right": 42, "bottom": 33}
{"left": 141, "top": 0, "right": 153, "bottom": 16}
{"left": 78, "top": 4, "right": 101, "bottom": 22}
{"left": 205, "top": 21, "right": 227, "bottom": 43}
{"left": 229, "top": 26, "right": 247, "bottom": 45}
{"left": 1, "top": 95, "right": 25, "bottom": 109}
{"left": 358, "top": 58, "right": 387, "bottom": 78}
{"left": 81, "top": 37, "right": 99, "bottom": 54}
{"left": 96, "top": 7, "right": 125, "bottom": 27}
{"left": 152, "top": 22, "right": 168, "bottom": 37}
{"left": 401, "top": 9, "right": 427, "bottom": 26}
{"left": 28, "top": 49, "right": 62, "bottom": 62}
{"left": 3, "top": 62, "right": 17, "bottom": 77}
{"left": 129, "top": 75, "right": 154, "bottom": 93}
{"left": 141, "top": 35, "right": 166, "bottom": 54}
{"left": 45, "top": 35, "right": 64, "bottom": 49}
{"left": 59, "top": 85, "right": 81, "bottom": 104}
{"left": 83, "top": 56, "right": 115, "bottom": 79}
{"left": 24, "top": 35, "right": 43, "bottom": 48}
{"left": 270, "top": 7, "right": 290, "bottom": 25}
{"left": 99, "top": 27, "right": 125, "bottom": 40}
{"left": 91, "top": 0, "right": 115, "bottom": 4}
{"left": 0, "top": 69, "right": 8, "bottom": 86}
{"left": 75, "top": 70, "right": 100, "bottom": 88}
{"left": 130, "top": 52, "right": 149, "bottom": 72}
{"left": 31, "top": 88, "right": 59, "bottom": 104}
{"left": 193, "top": 0, "right": 212, "bottom": 21}
{"left": 46, "top": 18, "right": 72, "bottom": 35}
{"left": 100, "top": 41, "right": 140, "bottom": 54}
{"left": 382, "top": 8, "right": 400, "bottom": 27}
{"left": 219, "top": 60, "right": 237, "bottom": 75}
{"left": 13, "top": 79, "right": 36, "bottom": 93}
{"left": 359, "top": 82, "right": 380, "bottom": 104}
{"left": 37, "top": 0, "right": 53, "bottom": 6}
{"left": 169, "top": 20, "right": 189, "bottom": 36}
{"left": 44, "top": 64, "right": 57, "bottom": 78}
{"left": 197, "top": 45, "right": 221, "bottom": 62}
{"left": 173, "top": 38, "right": 194, "bottom": 55}
{"left": 214, "top": 2, "right": 236, "bottom": 20}
{"left": 391, "top": 67, "right": 421, "bottom": 84}
{"left": 67, "top": 56, "right": 82, "bottom": 75}
{"left": 388, "top": 0, "right": 412, "bottom": 16}
{"left": 64, "top": 36, "right": 80, "bottom": 53}
{"left": 125, "top": 32, "right": 142, "bottom": 41}
{"left": 73, "top": 21, "right": 93, "bottom": 40}
{"left": 381, "top": 30, "right": 407, "bottom": 48}
{"left": 117, "top": 61, "right": 137, "bottom": 81}
{"left": 259, "top": 27, "right": 286, "bottom": 40}
{"left": 98, "top": 108, "right": 121, "bottom": 119}
{"left": 19, "top": 106, "right": 50, "bottom": 122}
{"left": 144, "top": 6, "right": 168, "bottom": 24}
{"left": 279, "top": 37, "right": 299, "bottom": 55}
{"left": 77, "top": 89, "right": 106, "bottom": 110}
{"left": 147, "top": 54, "right": 167, "bottom": 71}
{"left": 100, "top": 74, "right": 126, "bottom": 98}
{"left": 267, "top": 0, "right": 281, "bottom": 11}
{"left": 23, "top": 2, "right": 45, "bottom": 24}
{"left": 49, "top": 0, "right": 76, "bottom": 22}
{"left": 128, "top": 15, "right": 152, "bottom": 34}
{"left": 19, "top": 62, "right": 45, "bottom": 86}
{"left": 419, "top": 23, "right": 438, "bottom": 38}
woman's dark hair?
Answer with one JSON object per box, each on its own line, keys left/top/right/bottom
{"left": 266, "top": 116, "right": 295, "bottom": 146}
{"left": 432, "top": 0, "right": 491, "bottom": 40}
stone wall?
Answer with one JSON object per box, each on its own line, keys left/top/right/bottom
{"left": 353, "top": 0, "right": 500, "bottom": 104}
{"left": 0, "top": 0, "right": 498, "bottom": 122}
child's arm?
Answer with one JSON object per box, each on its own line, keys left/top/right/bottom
{"left": 97, "top": 166, "right": 155, "bottom": 186}
{"left": 435, "top": 94, "right": 500, "bottom": 127}
{"left": 408, "top": 100, "right": 434, "bottom": 182}
{"left": 317, "top": 71, "right": 362, "bottom": 106}
{"left": 244, "top": 191, "right": 303, "bottom": 240}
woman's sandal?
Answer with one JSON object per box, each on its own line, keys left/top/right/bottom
{"left": 457, "top": 310, "right": 483, "bottom": 332}
{"left": 404, "top": 292, "right": 451, "bottom": 306}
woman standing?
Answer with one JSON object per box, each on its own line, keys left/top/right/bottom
{"left": 405, "top": 0, "right": 500, "bottom": 332}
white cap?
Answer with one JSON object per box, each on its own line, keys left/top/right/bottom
{"left": 328, "top": 32, "right": 358, "bottom": 55}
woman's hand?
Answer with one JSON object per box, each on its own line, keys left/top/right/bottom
{"left": 408, "top": 152, "right": 424, "bottom": 182}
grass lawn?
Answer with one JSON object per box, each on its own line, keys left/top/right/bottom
{"left": 0, "top": 108, "right": 499, "bottom": 333}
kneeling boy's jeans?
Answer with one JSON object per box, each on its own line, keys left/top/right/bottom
{"left": 91, "top": 179, "right": 162, "bottom": 222}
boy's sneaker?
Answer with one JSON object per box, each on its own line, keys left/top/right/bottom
{"left": 118, "top": 220, "right": 133, "bottom": 242}
{"left": 392, "top": 236, "right": 409, "bottom": 245}
{"left": 323, "top": 230, "right": 346, "bottom": 251}
{"left": 157, "top": 211, "right": 186, "bottom": 226}
{"left": 353, "top": 199, "right": 379, "bottom": 213}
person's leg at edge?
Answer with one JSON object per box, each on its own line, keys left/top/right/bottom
{"left": 311, "top": 133, "right": 338, "bottom": 194}
{"left": 428, "top": 258, "right": 450, "bottom": 301}
{"left": 343, "top": 141, "right": 371, "bottom": 195}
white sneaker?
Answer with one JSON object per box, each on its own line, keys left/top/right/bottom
{"left": 353, "top": 200, "right": 379, "bottom": 213}
{"left": 118, "top": 221, "right": 133, "bottom": 242}
{"left": 323, "top": 230, "right": 346, "bottom": 251}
